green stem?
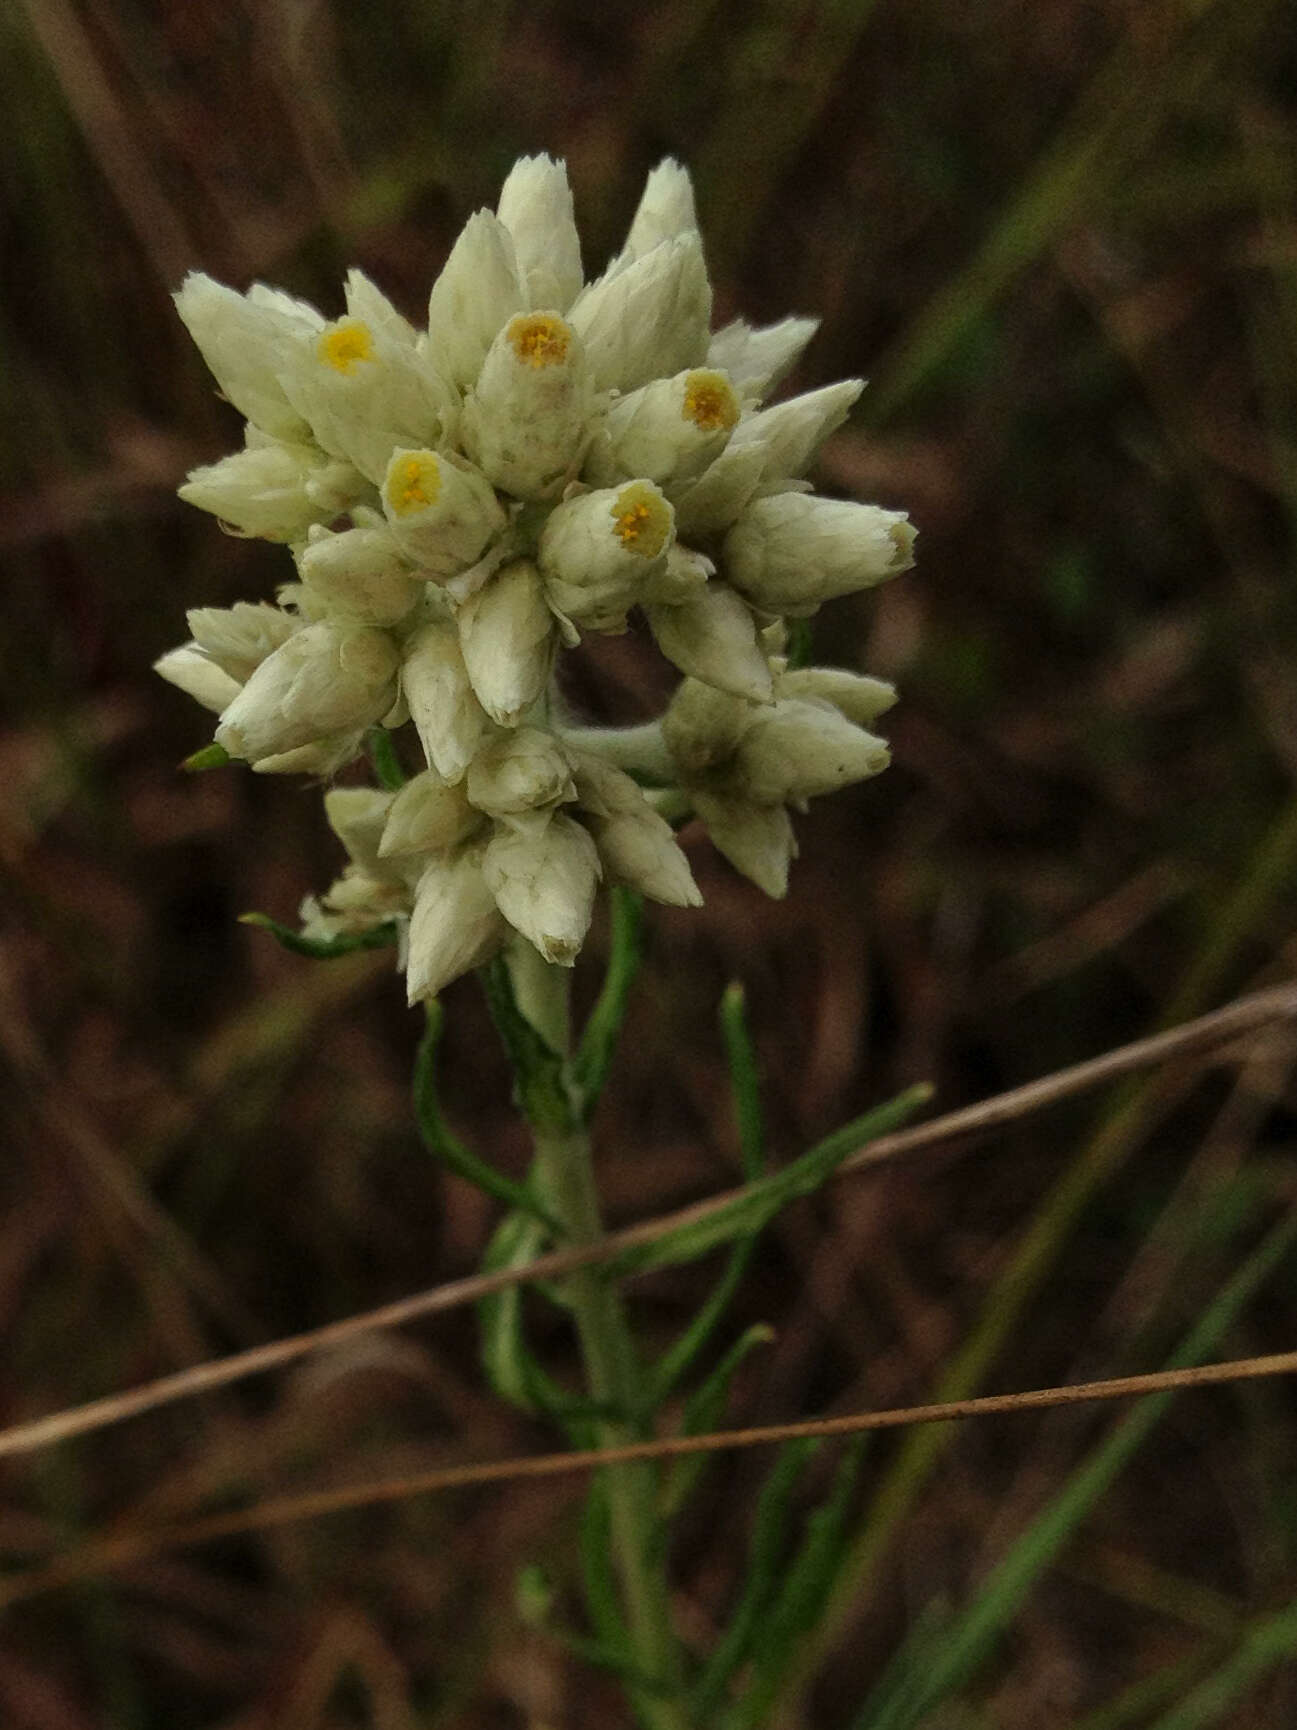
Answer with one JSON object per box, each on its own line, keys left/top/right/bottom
{"left": 512, "top": 949, "right": 687, "bottom": 1729}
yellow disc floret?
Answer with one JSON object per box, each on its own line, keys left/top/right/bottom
{"left": 611, "top": 482, "right": 672, "bottom": 558}
{"left": 507, "top": 312, "right": 573, "bottom": 369}
{"left": 385, "top": 450, "right": 442, "bottom": 517}
{"left": 681, "top": 369, "right": 739, "bottom": 432}
{"left": 318, "top": 320, "right": 375, "bottom": 375}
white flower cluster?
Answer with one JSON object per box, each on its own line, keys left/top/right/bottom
{"left": 158, "top": 156, "right": 914, "bottom": 1000}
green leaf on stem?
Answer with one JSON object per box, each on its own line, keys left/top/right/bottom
{"left": 415, "top": 1001, "right": 562, "bottom": 1230}
{"left": 659, "top": 1323, "right": 775, "bottom": 1523}
{"left": 571, "top": 888, "right": 645, "bottom": 1117}
{"left": 238, "top": 911, "right": 400, "bottom": 959}
{"left": 477, "top": 1212, "right": 573, "bottom": 1422}
{"left": 581, "top": 1478, "right": 633, "bottom": 1657}
{"left": 648, "top": 983, "right": 770, "bottom": 1404}
{"left": 726, "top": 1438, "right": 867, "bottom": 1728}
{"left": 478, "top": 954, "right": 574, "bottom": 1133}
{"left": 784, "top": 616, "right": 814, "bottom": 671}
{"left": 614, "top": 1082, "right": 934, "bottom": 1278}
{"left": 180, "top": 741, "right": 231, "bottom": 772}
{"left": 691, "top": 1437, "right": 822, "bottom": 1719}
{"left": 365, "top": 724, "right": 407, "bottom": 790}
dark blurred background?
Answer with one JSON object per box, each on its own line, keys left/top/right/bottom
{"left": 4, "top": 1, "right": 1297, "bottom": 1724}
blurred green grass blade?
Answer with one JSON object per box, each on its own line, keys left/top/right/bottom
{"left": 1072, "top": 1651, "right": 1224, "bottom": 1730}
{"left": 414, "top": 1001, "right": 561, "bottom": 1230}
{"left": 648, "top": 983, "right": 770, "bottom": 1403}
{"left": 864, "top": 0, "right": 1285, "bottom": 423}
{"left": 694, "top": 0, "right": 883, "bottom": 265}
{"left": 613, "top": 1083, "right": 932, "bottom": 1278}
{"left": 659, "top": 1324, "right": 775, "bottom": 1522}
{"left": 786, "top": 792, "right": 1297, "bottom": 1708}
{"left": 691, "top": 1437, "right": 821, "bottom": 1718}
{"left": 571, "top": 888, "right": 645, "bottom": 1118}
{"left": 852, "top": 1206, "right": 1297, "bottom": 1730}
{"left": 1143, "top": 1597, "right": 1297, "bottom": 1729}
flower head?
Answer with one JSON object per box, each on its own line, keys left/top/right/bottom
{"left": 162, "top": 155, "right": 913, "bottom": 996}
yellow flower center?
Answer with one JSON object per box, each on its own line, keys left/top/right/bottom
{"left": 385, "top": 451, "right": 441, "bottom": 517}
{"left": 681, "top": 369, "right": 738, "bottom": 432}
{"left": 611, "top": 482, "right": 671, "bottom": 558}
{"left": 319, "top": 320, "right": 375, "bottom": 375}
{"left": 507, "top": 312, "right": 572, "bottom": 369}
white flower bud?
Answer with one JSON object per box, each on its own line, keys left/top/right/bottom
{"left": 724, "top": 494, "right": 916, "bottom": 615}
{"left": 178, "top": 432, "right": 361, "bottom": 543}
{"left": 458, "top": 557, "right": 556, "bottom": 727}
{"left": 496, "top": 155, "right": 584, "bottom": 312}
{"left": 277, "top": 315, "right": 453, "bottom": 483}
{"left": 406, "top": 849, "right": 507, "bottom": 1003}
{"left": 461, "top": 312, "right": 594, "bottom": 498}
{"left": 174, "top": 272, "right": 321, "bottom": 440}
{"left": 538, "top": 481, "right": 674, "bottom": 632}
{"left": 342, "top": 268, "right": 419, "bottom": 346}
{"left": 734, "top": 698, "right": 890, "bottom": 804}
{"left": 378, "top": 771, "right": 482, "bottom": 859}
{"left": 618, "top": 159, "right": 700, "bottom": 267}
{"left": 215, "top": 620, "right": 400, "bottom": 762}
{"left": 586, "top": 368, "right": 739, "bottom": 491}
{"left": 296, "top": 523, "right": 423, "bottom": 626}
{"left": 185, "top": 601, "right": 298, "bottom": 681}
{"left": 645, "top": 584, "right": 773, "bottom": 703}
{"left": 671, "top": 440, "right": 770, "bottom": 539}
{"left": 380, "top": 448, "right": 506, "bottom": 576}
{"left": 726, "top": 379, "right": 863, "bottom": 483}
{"left": 568, "top": 233, "right": 711, "bottom": 394}
{"left": 324, "top": 786, "right": 396, "bottom": 871}
{"left": 482, "top": 812, "right": 601, "bottom": 966}
{"left": 426, "top": 212, "right": 527, "bottom": 391}
{"left": 775, "top": 667, "right": 898, "bottom": 726}
{"left": 401, "top": 621, "right": 490, "bottom": 783}
{"left": 706, "top": 315, "right": 819, "bottom": 400}
{"left": 154, "top": 645, "right": 241, "bottom": 713}
{"left": 571, "top": 755, "right": 701, "bottom": 907}
{"left": 691, "top": 792, "right": 798, "bottom": 898}
{"left": 662, "top": 678, "right": 750, "bottom": 779}
{"left": 467, "top": 727, "right": 575, "bottom": 818}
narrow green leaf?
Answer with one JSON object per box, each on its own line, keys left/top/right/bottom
{"left": 581, "top": 1477, "right": 633, "bottom": 1656}
{"left": 648, "top": 982, "right": 770, "bottom": 1404}
{"left": 414, "top": 1001, "right": 561, "bottom": 1230}
{"left": 365, "top": 724, "right": 406, "bottom": 790}
{"left": 853, "top": 1207, "right": 1297, "bottom": 1730}
{"left": 659, "top": 1325, "right": 776, "bottom": 1522}
{"left": 784, "top": 616, "right": 814, "bottom": 672}
{"left": 180, "top": 742, "right": 230, "bottom": 772}
{"left": 614, "top": 1083, "right": 933, "bottom": 1278}
{"left": 478, "top": 954, "right": 575, "bottom": 1132}
{"left": 728, "top": 1438, "right": 868, "bottom": 1729}
{"left": 571, "top": 888, "right": 645, "bottom": 1116}
{"left": 692, "top": 1438, "right": 821, "bottom": 1718}
{"left": 238, "top": 911, "right": 399, "bottom": 959}
{"left": 719, "top": 982, "right": 765, "bottom": 1181}
{"left": 477, "top": 1213, "right": 575, "bottom": 1423}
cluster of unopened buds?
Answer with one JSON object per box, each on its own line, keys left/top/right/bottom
{"left": 158, "top": 156, "right": 915, "bottom": 1001}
